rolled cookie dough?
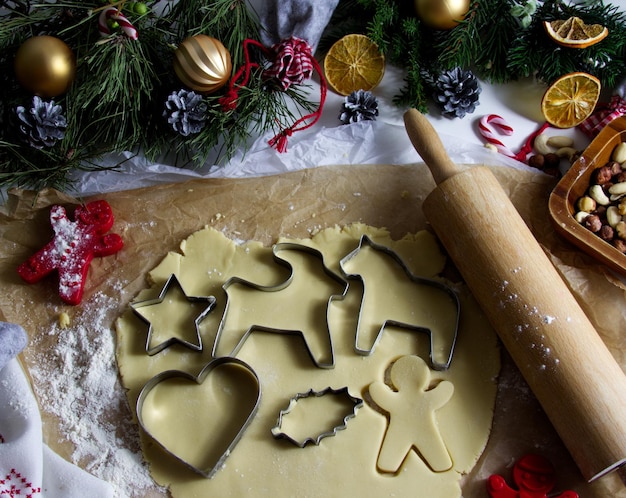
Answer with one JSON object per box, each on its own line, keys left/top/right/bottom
{"left": 115, "top": 223, "right": 500, "bottom": 497}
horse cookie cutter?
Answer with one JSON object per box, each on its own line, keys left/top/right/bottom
{"left": 339, "top": 235, "right": 460, "bottom": 370}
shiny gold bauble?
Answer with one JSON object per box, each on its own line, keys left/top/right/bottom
{"left": 414, "top": 0, "right": 471, "bottom": 30}
{"left": 173, "top": 35, "right": 232, "bottom": 94}
{"left": 14, "top": 35, "right": 76, "bottom": 98}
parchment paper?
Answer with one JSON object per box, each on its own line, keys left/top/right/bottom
{"left": 1, "top": 163, "right": 625, "bottom": 497}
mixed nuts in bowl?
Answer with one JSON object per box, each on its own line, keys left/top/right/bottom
{"left": 549, "top": 116, "right": 626, "bottom": 276}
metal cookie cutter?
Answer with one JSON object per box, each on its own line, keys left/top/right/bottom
{"left": 271, "top": 386, "right": 364, "bottom": 447}
{"left": 130, "top": 273, "right": 216, "bottom": 355}
{"left": 136, "top": 356, "right": 261, "bottom": 479}
{"left": 339, "top": 235, "right": 460, "bottom": 370}
{"left": 212, "top": 242, "right": 349, "bottom": 369}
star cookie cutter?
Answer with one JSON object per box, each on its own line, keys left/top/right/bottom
{"left": 130, "top": 273, "right": 216, "bottom": 355}
{"left": 136, "top": 356, "right": 261, "bottom": 479}
{"left": 212, "top": 242, "right": 349, "bottom": 369}
{"left": 271, "top": 386, "right": 364, "bottom": 447}
{"left": 339, "top": 235, "right": 460, "bottom": 370}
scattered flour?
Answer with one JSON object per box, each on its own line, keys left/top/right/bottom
{"left": 27, "top": 289, "right": 162, "bottom": 498}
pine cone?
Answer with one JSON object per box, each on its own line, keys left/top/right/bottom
{"left": 164, "top": 89, "right": 207, "bottom": 137}
{"left": 339, "top": 90, "right": 379, "bottom": 124}
{"left": 433, "top": 68, "right": 481, "bottom": 119}
{"left": 16, "top": 96, "right": 67, "bottom": 149}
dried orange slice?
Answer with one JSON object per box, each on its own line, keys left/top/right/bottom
{"left": 544, "top": 17, "right": 608, "bottom": 48}
{"left": 541, "top": 72, "right": 601, "bottom": 128}
{"left": 324, "top": 34, "right": 385, "bottom": 96}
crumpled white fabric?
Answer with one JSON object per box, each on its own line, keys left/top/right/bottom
{"left": 0, "top": 359, "right": 114, "bottom": 498}
{"left": 67, "top": 117, "right": 531, "bottom": 199}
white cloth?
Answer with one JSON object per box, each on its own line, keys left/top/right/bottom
{"left": 0, "top": 359, "right": 114, "bottom": 498}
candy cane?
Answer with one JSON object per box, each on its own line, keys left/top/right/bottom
{"left": 98, "top": 6, "right": 138, "bottom": 40}
{"left": 478, "top": 114, "right": 516, "bottom": 158}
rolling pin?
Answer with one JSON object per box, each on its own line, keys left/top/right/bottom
{"left": 403, "top": 108, "right": 626, "bottom": 482}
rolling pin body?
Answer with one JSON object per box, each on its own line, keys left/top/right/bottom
{"left": 404, "top": 109, "right": 626, "bottom": 482}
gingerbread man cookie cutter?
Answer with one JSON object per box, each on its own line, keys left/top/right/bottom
{"left": 339, "top": 235, "right": 460, "bottom": 370}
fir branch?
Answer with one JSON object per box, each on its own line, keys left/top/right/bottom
{"left": 473, "top": 0, "right": 522, "bottom": 83}
{"left": 0, "top": 140, "right": 118, "bottom": 192}
{"left": 428, "top": 2, "right": 481, "bottom": 73}
{"left": 507, "top": 0, "right": 626, "bottom": 86}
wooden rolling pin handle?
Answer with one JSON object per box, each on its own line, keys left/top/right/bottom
{"left": 404, "top": 109, "right": 626, "bottom": 483}
{"left": 403, "top": 108, "right": 459, "bottom": 184}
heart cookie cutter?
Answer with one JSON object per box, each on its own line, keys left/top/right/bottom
{"left": 339, "top": 235, "right": 460, "bottom": 370}
{"left": 271, "top": 386, "right": 364, "bottom": 447}
{"left": 130, "top": 273, "right": 216, "bottom": 355}
{"left": 136, "top": 356, "right": 261, "bottom": 478}
{"left": 212, "top": 242, "right": 349, "bottom": 369}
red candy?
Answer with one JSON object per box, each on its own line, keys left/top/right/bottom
{"left": 17, "top": 200, "right": 123, "bottom": 305}
{"left": 487, "top": 454, "right": 578, "bottom": 498}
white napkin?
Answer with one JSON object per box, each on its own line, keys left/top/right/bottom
{"left": 0, "top": 324, "right": 115, "bottom": 498}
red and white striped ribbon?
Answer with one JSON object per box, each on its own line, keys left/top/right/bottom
{"left": 98, "top": 6, "right": 138, "bottom": 40}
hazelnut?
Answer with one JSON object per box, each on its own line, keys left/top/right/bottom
{"left": 615, "top": 172, "right": 626, "bottom": 184}
{"left": 577, "top": 195, "right": 596, "bottom": 213}
{"left": 528, "top": 154, "right": 545, "bottom": 169}
{"left": 592, "top": 166, "right": 614, "bottom": 185}
{"left": 584, "top": 214, "right": 602, "bottom": 232}
{"left": 599, "top": 224, "right": 614, "bottom": 241}
{"left": 544, "top": 153, "right": 561, "bottom": 169}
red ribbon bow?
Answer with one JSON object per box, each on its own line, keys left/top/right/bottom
{"left": 219, "top": 36, "right": 327, "bottom": 153}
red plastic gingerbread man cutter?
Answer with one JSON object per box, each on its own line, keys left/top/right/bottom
{"left": 17, "top": 200, "right": 123, "bottom": 305}
{"left": 487, "top": 454, "right": 579, "bottom": 498}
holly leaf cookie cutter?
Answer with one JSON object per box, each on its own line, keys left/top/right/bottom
{"left": 271, "top": 386, "right": 364, "bottom": 447}
{"left": 339, "top": 235, "right": 460, "bottom": 370}
{"left": 130, "top": 273, "right": 216, "bottom": 355}
{"left": 136, "top": 356, "right": 261, "bottom": 479}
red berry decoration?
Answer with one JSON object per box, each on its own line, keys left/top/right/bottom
{"left": 487, "top": 454, "right": 579, "bottom": 498}
{"left": 17, "top": 200, "right": 123, "bottom": 305}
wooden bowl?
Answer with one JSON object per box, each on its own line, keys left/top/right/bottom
{"left": 549, "top": 116, "right": 626, "bottom": 276}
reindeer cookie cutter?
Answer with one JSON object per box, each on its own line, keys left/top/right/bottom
{"left": 211, "top": 242, "right": 349, "bottom": 369}
{"left": 271, "top": 386, "right": 364, "bottom": 447}
{"left": 339, "top": 235, "right": 460, "bottom": 370}
{"left": 130, "top": 273, "right": 216, "bottom": 355}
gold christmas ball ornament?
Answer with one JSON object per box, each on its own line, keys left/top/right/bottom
{"left": 173, "top": 35, "right": 232, "bottom": 94}
{"left": 414, "top": 0, "right": 471, "bottom": 30}
{"left": 14, "top": 35, "right": 76, "bottom": 98}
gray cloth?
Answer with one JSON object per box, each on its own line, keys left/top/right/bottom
{"left": 0, "top": 321, "right": 28, "bottom": 371}
{"left": 256, "top": 0, "right": 340, "bottom": 52}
